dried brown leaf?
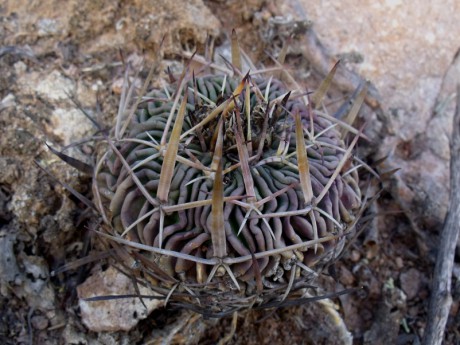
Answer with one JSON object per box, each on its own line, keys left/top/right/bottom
{"left": 311, "top": 60, "right": 340, "bottom": 109}
{"left": 157, "top": 93, "right": 188, "bottom": 203}
{"left": 295, "top": 111, "right": 314, "bottom": 204}
{"left": 210, "top": 120, "right": 227, "bottom": 258}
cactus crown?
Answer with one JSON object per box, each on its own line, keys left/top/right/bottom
{"left": 92, "top": 33, "right": 373, "bottom": 314}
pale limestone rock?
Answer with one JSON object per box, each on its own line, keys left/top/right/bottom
{"left": 48, "top": 108, "right": 94, "bottom": 145}
{"left": 14, "top": 69, "right": 95, "bottom": 145}
{"left": 35, "top": 70, "right": 75, "bottom": 101}
{"left": 297, "top": 0, "right": 460, "bottom": 228}
{"left": 77, "top": 266, "right": 163, "bottom": 332}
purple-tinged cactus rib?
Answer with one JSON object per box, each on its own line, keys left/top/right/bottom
{"left": 92, "top": 47, "right": 373, "bottom": 313}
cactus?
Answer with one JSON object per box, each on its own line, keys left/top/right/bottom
{"left": 91, "top": 34, "right": 373, "bottom": 315}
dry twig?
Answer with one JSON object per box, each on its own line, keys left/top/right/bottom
{"left": 422, "top": 85, "right": 460, "bottom": 345}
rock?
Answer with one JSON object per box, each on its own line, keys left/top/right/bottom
{"left": 297, "top": 0, "right": 460, "bottom": 231}
{"left": 48, "top": 108, "right": 94, "bottom": 145}
{"left": 128, "top": 0, "right": 221, "bottom": 53}
{"left": 37, "top": 18, "right": 61, "bottom": 37}
{"left": 18, "top": 253, "right": 56, "bottom": 311}
{"left": 0, "top": 93, "right": 16, "bottom": 112}
{"left": 35, "top": 70, "right": 76, "bottom": 101}
{"left": 13, "top": 68, "right": 95, "bottom": 145}
{"left": 62, "top": 323, "right": 91, "bottom": 345}
{"left": 349, "top": 250, "right": 361, "bottom": 262}
{"left": 395, "top": 257, "right": 404, "bottom": 270}
{"left": 0, "top": 231, "right": 21, "bottom": 296}
{"left": 399, "top": 268, "right": 422, "bottom": 300}
{"left": 340, "top": 266, "right": 355, "bottom": 286}
{"left": 363, "top": 282, "right": 407, "bottom": 345}
{"left": 302, "top": 0, "right": 459, "bottom": 136}
{"left": 301, "top": 298, "right": 353, "bottom": 345}
{"left": 31, "top": 315, "right": 49, "bottom": 330}
{"left": 4, "top": 0, "right": 221, "bottom": 56}
{"left": 77, "top": 265, "right": 163, "bottom": 332}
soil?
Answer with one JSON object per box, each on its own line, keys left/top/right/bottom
{"left": 0, "top": 1, "right": 459, "bottom": 344}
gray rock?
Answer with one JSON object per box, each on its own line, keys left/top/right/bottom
{"left": 77, "top": 265, "right": 163, "bottom": 332}
{"left": 400, "top": 268, "right": 422, "bottom": 300}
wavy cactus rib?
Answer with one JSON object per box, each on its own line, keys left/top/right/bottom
{"left": 93, "top": 43, "right": 369, "bottom": 312}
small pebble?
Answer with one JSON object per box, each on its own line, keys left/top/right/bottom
{"left": 349, "top": 250, "right": 361, "bottom": 262}
{"left": 340, "top": 266, "right": 355, "bottom": 286}
{"left": 399, "top": 268, "right": 422, "bottom": 300}
{"left": 31, "top": 315, "right": 49, "bottom": 330}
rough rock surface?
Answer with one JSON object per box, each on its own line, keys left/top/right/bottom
{"left": 299, "top": 0, "right": 460, "bottom": 229}
{"left": 400, "top": 268, "right": 422, "bottom": 301}
{"left": 3, "top": 0, "right": 220, "bottom": 55}
{"left": 77, "top": 266, "right": 163, "bottom": 332}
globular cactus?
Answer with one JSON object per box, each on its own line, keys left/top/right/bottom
{"left": 92, "top": 34, "right": 371, "bottom": 315}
